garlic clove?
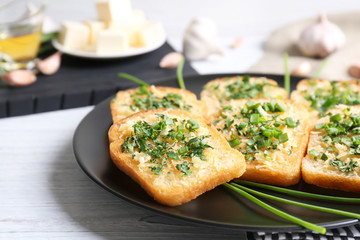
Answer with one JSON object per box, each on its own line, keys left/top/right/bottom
{"left": 2, "top": 70, "right": 37, "bottom": 87}
{"left": 297, "top": 12, "right": 345, "bottom": 58}
{"left": 183, "top": 17, "right": 224, "bottom": 61}
{"left": 232, "top": 36, "right": 243, "bottom": 49}
{"left": 291, "top": 61, "right": 312, "bottom": 76}
{"left": 159, "top": 52, "right": 184, "bottom": 69}
{"left": 36, "top": 52, "right": 62, "bottom": 75}
{"left": 348, "top": 64, "right": 360, "bottom": 79}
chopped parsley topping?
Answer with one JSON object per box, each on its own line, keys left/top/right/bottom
{"left": 302, "top": 81, "right": 360, "bottom": 116}
{"left": 309, "top": 108, "right": 360, "bottom": 174}
{"left": 128, "top": 86, "right": 192, "bottom": 112}
{"left": 329, "top": 158, "right": 359, "bottom": 174}
{"left": 121, "top": 114, "right": 213, "bottom": 176}
{"left": 215, "top": 100, "right": 299, "bottom": 161}
{"left": 207, "top": 75, "right": 280, "bottom": 102}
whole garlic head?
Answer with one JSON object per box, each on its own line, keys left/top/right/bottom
{"left": 297, "top": 12, "right": 345, "bottom": 58}
{"left": 183, "top": 17, "right": 224, "bottom": 61}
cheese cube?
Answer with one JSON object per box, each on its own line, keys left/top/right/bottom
{"left": 83, "top": 20, "right": 106, "bottom": 45}
{"left": 58, "top": 21, "right": 90, "bottom": 50}
{"left": 134, "top": 21, "right": 165, "bottom": 47}
{"left": 96, "top": 0, "right": 132, "bottom": 22}
{"left": 96, "top": 30, "right": 129, "bottom": 53}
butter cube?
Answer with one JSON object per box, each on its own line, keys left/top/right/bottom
{"left": 58, "top": 21, "right": 90, "bottom": 50}
{"left": 134, "top": 21, "right": 165, "bottom": 47}
{"left": 106, "top": 9, "right": 146, "bottom": 47}
{"left": 96, "top": 0, "right": 132, "bottom": 22}
{"left": 107, "top": 9, "right": 146, "bottom": 29}
{"left": 110, "top": 26, "right": 139, "bottom": 47}
{"left": 83, "top": 44, "right": 97, "bottom": 52}
{"left": 83, "top": 20, "right": 106, "bottom": 45}
{"left": 96, "top": 30, "right": 129, "bottom": 53}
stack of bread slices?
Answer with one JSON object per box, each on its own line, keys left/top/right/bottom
{"left": 108, "top": 76, "right": 360, "bottom": 206}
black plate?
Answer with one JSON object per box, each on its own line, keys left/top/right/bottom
{"left": 73, "top": 73, "right": 360, "bottom": 232}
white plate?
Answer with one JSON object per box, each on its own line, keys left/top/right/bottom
{"left": 52, "top": 35, "right": 166, "bottom": 59}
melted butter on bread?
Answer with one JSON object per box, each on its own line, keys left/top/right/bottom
{"left": 302, "top": 105, "right": 360, "bottom": 193}
{"left": 111, "top": 85, "right": 205, "bottom": 123}
{"left": 201, "top": 76, "right": 288, "bottom": 119}
{"left": 108, "top": 109, "right": 246, "bottom": 206}
{"left": 211, "top": 99, "right": 311, "bottom": 186}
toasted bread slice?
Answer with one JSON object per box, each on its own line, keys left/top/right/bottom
{"left": 200, "top": 76, "right": 288, "bottom": 119}
{"left": 302, "top": 105, "right": 360, "bottom": 193}
{"left": 211, "top": 99, "right": 311, "bottom": 186}
{"left": 110, "top": 85, "right": 205, "bottom": 123}
{"left": 290, "top": 78, "right": 360, "bottom": 118}
{"left": 108, "top": 109, "right": 246, "bottom": 206}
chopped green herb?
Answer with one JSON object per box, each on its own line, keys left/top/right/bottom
{"left": 351, "top": 135, "right": 360, "bottom": 146}
{"left": 303, "top": 81, "right": 360, "bottom": 115}
{"left": 329, "top": 158, "right": 359, "bottom": 174}
{"left": 321, "top": 153, "right": 328, "bottom": 160}
{"left": 166, "top": 151, "right": 180, "bottom": 160}
{"left": 130, "top": 89, "right": 192, "bottom": 112}
{"left": 176, "top": 161, "right": 192, "bottom": 176}
{"left": 228, "top": 135, "right": 240, "bottom": 148}
{"left": 330, "top": 113, "right": 342, "bottom": 122}
{"left": 121, "top": 114, "right": 212, "bottom": 175}
{"left": 309, "top": 149, "right": 320, "bottom": 160}
{"left": 186, "top": 119, "right": 200, "bottom": 132}
{"left": 209, "top": 76, "right": 280, "bottom": 101}
{"left": 215, "top": 100, "right": 295, "bottom": 160}
{"left": 285, "top": 117, "right": 299, "bottom": 128}
{"left": 279, "top": 133, "right": 289, "bottom": 143}
{"left": 222, "top": 105, "right": 232, "bottom": 111}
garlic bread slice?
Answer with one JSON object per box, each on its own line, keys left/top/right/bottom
{"left": 111, "top": 85, "right": 205, "bottom": 123}
{"left": 108, "top": 109, "right": 246, "bottom": 206}
{"left": 211, "top": 99, "right": 310, "bottom": 186}
{"left": 302, "top": 105, "right": 360, "bottom": 193}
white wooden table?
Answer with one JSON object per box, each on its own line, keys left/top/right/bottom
{"left": 1, "top": 1, "right": 359, "bottom": 239}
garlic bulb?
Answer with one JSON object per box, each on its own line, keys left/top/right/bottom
{"left": 183, "top": 17, "right": 224, "bottom": 61}
{"left": 297, "top": 12, "right": 345, "bottom": 58}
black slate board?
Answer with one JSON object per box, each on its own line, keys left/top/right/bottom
{"left": 0, "top": 42, "right": 198, "bottom": 118}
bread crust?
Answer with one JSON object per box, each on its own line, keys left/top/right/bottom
{"left": 211, "top": 98, "right": 311, "bottom": 186}
{"left": 302, "top": 105, "right": 360, "bottom": 193}
{"left": 108, "top": 109, "right": 246, "bottom": 206}
{"left": 110, "top": 85, "right": 205, "bottom": 123}
{"left": 200, "top": 76, "right": 288, "bottom": 119}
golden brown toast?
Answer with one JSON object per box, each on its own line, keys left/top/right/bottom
{"left": 290, "top": 78, "right": 360, "bottom": 118}
{"left": 108, "top": 109, "right": 246, "bottom": 206}
{"left": 110, "top": 85, "right": 205, "bottom": 123}
{"left": 200, "top": 76, "right": 288, "bottom": 119}
{"left": 302, "top": 105, "right": 360, "bottom": 193}
{"left": 210, "top": 99, "right": 311, "bottom": 186}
